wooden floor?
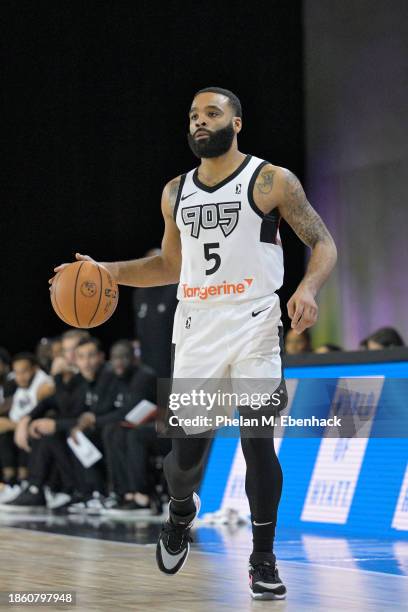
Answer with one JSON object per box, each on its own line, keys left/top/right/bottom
{"left": 0, "top": 521, "right": 407, "bottom": 611}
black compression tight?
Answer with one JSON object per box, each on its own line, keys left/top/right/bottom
{"left": 163, "top": 434, "right": 213, "bottom": 500}
{"left": 163, "top": 421, "right": 282, "bottom": 553}
{"left": 240, "top": 428, "right": 283, "bottom": 525}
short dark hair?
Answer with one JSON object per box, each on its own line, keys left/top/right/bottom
{"left": 75, "top": 337, "right": 103, "bottom": 352}
{"left": 364, "top": 326, "right": 404, "bottom": 348}
{"left": 62, "top": 329, "right": 90, "bottom": 342}
{"left": 110, "top": 339, "right": 134, "bottom": 355}
{"left": 194, "top": 86, "right": 242, "bottom": 118}
{"left": 12, "top": 352, "right": 38, "bottom": 367}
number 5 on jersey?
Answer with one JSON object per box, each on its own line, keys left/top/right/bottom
{"left": 204, "top": 243, "right": 221, "bottom": 275}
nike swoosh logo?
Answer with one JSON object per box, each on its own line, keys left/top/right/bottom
{"left": 252, "top": 307, "right": 271, "bottom": 318}
{"left": 159, "top": 540, "right": 187, "bottom": 570}
{"left": 181, "top": 192, "right": 197, "bottom": 200}
{"left": 253, "top": 520, "right": 273, "bottom": 526}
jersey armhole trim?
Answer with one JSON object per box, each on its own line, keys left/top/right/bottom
{"left": 247, "top": 160, "right": 270, "bottom": 219}
{"left": 173, "top": 174, "right": 187, "bottom": 222}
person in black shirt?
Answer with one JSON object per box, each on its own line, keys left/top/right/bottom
{"left": 133, "top": 248, "right": 178, "bottom": 379}
{"left": 13, "top": 328, "right": 91, "bottom": 455}
{"left": 76, "top": 339, "right": 168, "bottom": 515}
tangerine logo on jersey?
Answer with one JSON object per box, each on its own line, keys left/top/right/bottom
{"left": 182, "top": 278, "right": 253, "bottom": 300}
{"left": 181, "top": 201, "right": 241, "bottom": 238}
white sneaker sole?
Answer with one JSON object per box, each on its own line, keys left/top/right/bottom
{"left": 158, "top": 492, "right": 201, "bottom": 575}
{"left": 250, "top": 588, "right": 286, "bottom": 600}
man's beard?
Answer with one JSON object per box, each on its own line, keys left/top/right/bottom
{"left": 187, "top": 122, "right": 235, "bottom": 159}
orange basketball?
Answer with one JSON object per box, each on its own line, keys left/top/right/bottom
{"left": 50, "top": 261, "right": 119, "bottom": 328}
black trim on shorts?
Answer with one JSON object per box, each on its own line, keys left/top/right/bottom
{"left": 162, "top": 342, "right": 176, "bottom": 434}
{"left": 170, "top": 342, "right": 176, "bottom": 378}
{"left": 173, "top": 174, "right": 186, "bottom": 222}
{"left": 276, "top": 324, "right": 288, "bottom": 413}
{"left": 192, "top": 154, "right": 252, "bottom": 193}
{"left": 278, "top": 324, "right": 285, "bottom": 375}
{"left": 247, "top": 160, "right": 281, "bottom": 244}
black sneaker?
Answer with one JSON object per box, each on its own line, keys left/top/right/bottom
{"left": 2, "top": 485, "right": 46, "bottom": 511}
{"left": 51, "top": 492, "right": 83, "bottom": 514}
{"left": 95, "top": 493, "right": 120, "bottom": 514}
{"left": 249, "top": 552, "right": 287, "bottom": 600}
{"left": 156, "top": 492, "right": 200, "bottom": 575}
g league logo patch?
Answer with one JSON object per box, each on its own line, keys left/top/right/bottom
{"left": 181, "top": 201, "right": 241, "bottom": 239}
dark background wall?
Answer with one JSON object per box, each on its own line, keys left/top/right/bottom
{"left": 304, "top": 0, "right": 408, "bottom": 348}
{"left": 2, "top": 1, "right": 305, "bottom": 355}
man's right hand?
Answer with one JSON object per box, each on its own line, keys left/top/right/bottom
{"left": 50, "top": 356, "right": 69, "bottom": 376}
{"left": 77, "top": 412, "right": 96, "bottom": 431}
{"left": 48, "top": 253, "right": 97, "bottom": 288}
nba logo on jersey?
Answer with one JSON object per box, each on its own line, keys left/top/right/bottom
{"left": 235, "top": 183, "right": 241, "bottom": 194}
{"left": 185, "top": 316, "right": 191, "bottom": 329}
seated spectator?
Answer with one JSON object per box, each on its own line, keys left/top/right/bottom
{"left": 50, "top": 328, "right": 90, "bottom": 383}
{"left": 67, "top": 339, "right": 164, "bottom": 514}
{"left": 92, "top": 339, "right": 169, "bottom": 515}
{"left": 285, "top": 329, "right": 312, "bottom": 355}
{"left": 360, "top": 327, "right": 405, "bottom": 350}
{"left": 35, "top": 336, "right": 62, "bottom": 374}
{"left": 314, "top": 343, "right": 342, "bottom": 353}
{"left": 0, "top": 353, "right": 54, "bottom": 504}
{"left": 14, "top": 328, "right": 89, "bottom": 457}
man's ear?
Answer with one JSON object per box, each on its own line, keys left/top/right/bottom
{"left": 234, "top": 117, "right": 242, "bottom": 133}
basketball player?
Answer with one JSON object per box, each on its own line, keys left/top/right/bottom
{"left": 51, "top": 87, "right": 337, "bottom": 600}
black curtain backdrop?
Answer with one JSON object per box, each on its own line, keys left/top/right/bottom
{"left": 2, "top": 1, "right": 304, "bottom": 355}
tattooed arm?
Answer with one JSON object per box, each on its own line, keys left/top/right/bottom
{"left": 50, "top": 177, "right": 182, "bottom": 288}
{"left": 253, "top": 164, "right": 337, "bottom": 333}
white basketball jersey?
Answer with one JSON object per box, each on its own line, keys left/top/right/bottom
{"left": 9, "top": 368, "right": 52, "bottom": 422}
{"left": 174, "top": 154, "right": 284, "bottom": 305}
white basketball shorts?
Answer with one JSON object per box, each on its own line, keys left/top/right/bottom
{"left": 169, "top": 293, "right": 286, "bottom": 434}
